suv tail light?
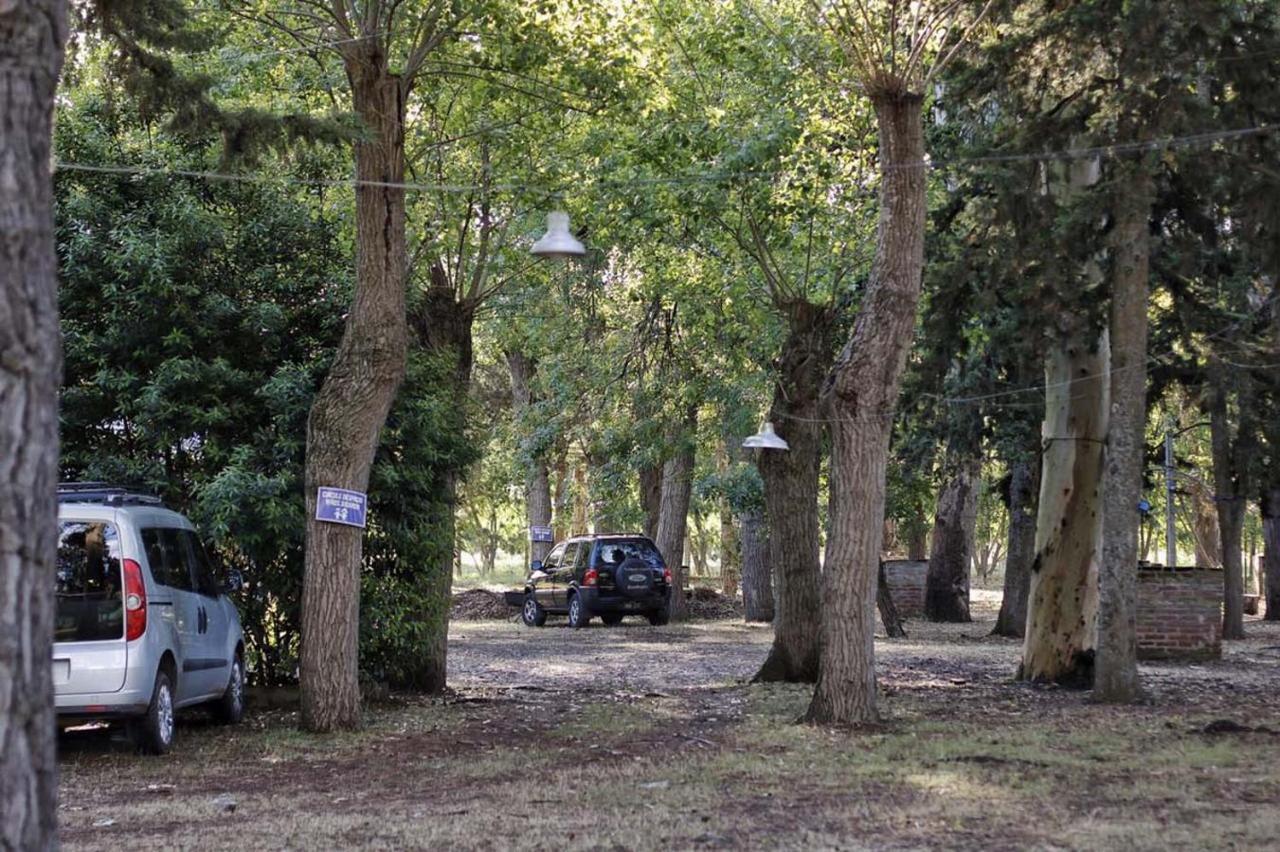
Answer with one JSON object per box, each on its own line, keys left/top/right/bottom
{"left": 123, "top": 558, "right": 147, "bottom": 640}
{"left": 583, "top": 568, "right": 599, "bottom": 586}
{"left": 662, "top": 566, "right": 673, "bottom": 584}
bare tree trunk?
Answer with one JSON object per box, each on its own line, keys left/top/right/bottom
{"left": 877, "top": 561, "right": 907, "bottom": 638}
{"left": 924, "top": 460, "right": 979, "bottom": 623}
{"left": 639, "top": 463, "right": 662, "bottom": 541}
{"left": 1020, "top": 330, "right": 1108, "bottom": 686}
{"left": 1209, "top": 363, "right": 1254, "bottom": 641}
{"left": 571, "top": 464, "right": 588, "bottom": 536}
{"left": 805, "top": 93, "right": 927, "bottom": 726}
{"left": 300, "top": 56, "right": 411, "bottom": 731}
{"left": 1095, "top": 164, "right": 1153, "bottom": 703}
{"left": 720, "top": 505, "right": 741, "bottom": 596}
{"left": 1263, "top": 488, "right": 1280, "bottom": 621}
{"left": 552, "top": 453, "right": 569, "bottom": 541}
{"left": 754, "top": 300, "right": 833, "bottom": 683}
{"left": 993, "top": 456, "right": 1039, "bottom": 638}
{"left": 0, "top": 3, "right": 66, "bottom": 845}
{"left": 740, "top": 509, "right": 773, "bottom": 622}
{"left": 507, "top": 351, "right": 553, "bottom": 565}
{"left": 656, "top": 409, "right": 697, "bottom": 621}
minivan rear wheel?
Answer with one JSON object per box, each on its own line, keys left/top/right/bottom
{"left": 132, "top": 670, "right": 175, "bottom": 755}
{"left": 212, "top": 656, "right": 245, "bottom": 724}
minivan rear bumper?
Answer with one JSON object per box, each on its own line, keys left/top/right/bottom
{"left": 54, "top": 645, "right": 156, "bottom": 719}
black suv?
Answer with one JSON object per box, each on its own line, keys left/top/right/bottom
{"left": 518, "top": 534, "right": 671, "bottom": 628}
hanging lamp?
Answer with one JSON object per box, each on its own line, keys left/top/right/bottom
{"left": 531, "top": 210, "right": 586, "bottom": 259}
{"left": 742, "top": 422, "right": 789, "bottom": 451}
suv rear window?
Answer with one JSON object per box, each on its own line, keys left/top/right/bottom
{"left": 594, "top": 539, "right": 663, "bottom": 569}
{"left": 56, "top": 521, "right": 124, "bottom": 642}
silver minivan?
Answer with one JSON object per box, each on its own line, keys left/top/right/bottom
{"left": 54, "top": 483, "right": 245, "bottom": 753}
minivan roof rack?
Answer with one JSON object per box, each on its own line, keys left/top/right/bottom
{"left": 57, "top": 482, "right": 165, "bottom": 507}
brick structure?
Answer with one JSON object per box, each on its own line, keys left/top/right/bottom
{"left": 1137, "top": 565, "right": 1223, "bottom": 661}
{"left": 882, "top": 559, "right": 927, "bottom": 619}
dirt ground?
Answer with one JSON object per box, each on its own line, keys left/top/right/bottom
{"left": 58, "top": 593, "right": 1280, "bottom": 850}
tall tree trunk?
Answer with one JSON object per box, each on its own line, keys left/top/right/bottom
{"left": 552, "top": 453, "right": 569, "bottom": 541}
{"left": 992, "top": 456, "right": 1039, "bottom": 638}
{"left": 740, "top": 509, "right": 773, "bottom": 622}
{"left": 639, "top": 463, "right": 663, "bottom": 541}
{"left": 924, "top": 459, "right": 979, "bottom": 623}
{"left": 301, "top": 59, "right": 410, "bottom": 731}
{"left": 405, "top": 272, "right": 475, "bottom": 692}
{"left": 571, "top": 463, "right": 588, "bottom": 536}
{"left": 719, "top": 489, "right": 741, "bottom": 596}
{"left": 754, "top": 300, "right": 833, "bottom": 683}
{"left": 656, "top": 408, "right": 697, "bottom": 621}
{"left": 805, "top": 92, "right": 927, "bottom": 726}
{"left": 1020, "top": 330, "right": 1108, "bottom": 686}
{"left": 877, "top": 561, "right": 907, "bottom": 638}
{"left": 1095, "top": 164, "right": 1153, "bottom": 702}
{"left": 1263, "top": 488, "right": 1280, "bottom": 621}
{"left": 0, "top": 2, "right": 66, "bottom": 845}
{"left": 1209, "top": 362, "right": 1254, "bottom": 641}
{"left": 507, "top": 351, "right": 553, "bottom": 565}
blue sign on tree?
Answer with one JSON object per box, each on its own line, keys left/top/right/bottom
{"left": 529, "top": 525, "right": 553, "bottom": 543}
{"left": 315, "top": 487, "right": 368, "bottom": 528}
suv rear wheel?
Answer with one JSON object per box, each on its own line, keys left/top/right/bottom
{"left": 522, "top": 593, "right": 547, "bottom": 627}
{"left": 567, "top": 593, "right": 591, "bottom": 629}
{"left": 132, "top": 670, "right": 175, "bottom": 755}
{"left": 647, "top": 606, "right": 670, "bottom": 627}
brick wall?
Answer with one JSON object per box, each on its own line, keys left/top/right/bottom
{"left": 883, "top": 559, "right": 927, "bottom": 619}
{"left": 1137, "top": 566, "right": 1222, "bottom": 661}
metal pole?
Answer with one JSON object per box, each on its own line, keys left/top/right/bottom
{"left": 1165, "top": 429, "right": 1177, "bottom": 567}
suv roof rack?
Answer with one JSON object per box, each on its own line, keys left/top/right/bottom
{"left": 57, "top": 482, "right": 165, "bottom": 507}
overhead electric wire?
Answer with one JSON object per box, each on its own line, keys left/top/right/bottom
{"left": 53, "top": 121, "right": 1280, "bottom": 196}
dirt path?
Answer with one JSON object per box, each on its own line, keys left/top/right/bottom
{"left": 56, "top": 599, "right": 1280, "bottom": 850}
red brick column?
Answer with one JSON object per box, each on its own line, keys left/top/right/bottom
{"left": 1137, "top": 566, "right": 1223, "bottom": 661}
{"left": 882, "top": 559, "right": 927, "bottom": 619}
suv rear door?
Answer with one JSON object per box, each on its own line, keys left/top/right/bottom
{"left": 54, "top": 519, "right": 128, "bottom": 695}
{"left": 553, "top": 543, "right": 580, "bottom": 610}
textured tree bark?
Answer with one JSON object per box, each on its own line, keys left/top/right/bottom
{"left": 924, "top": 460, "right": 979, "bottom": 623}
{"left": 1263, "top": 489, "right": 1280, "bottom": 621}
{"left": 720, "top": 508, "right": 741, "bottom": 596}
{"left": 992, "top": 456, "right": 1039, "bottom": 638}
{"left": 740, "top": 509, "right": 774, "bottom": 622}
{"left": 639, "top": 463, "right": 663, "bottom": 541}
{"left": 552, "top": 454, "right": 569, "bottom": 541}
{"left": 656, "top": 408, "right": 697, "bottom": 621}
{"left": 301, "top": 59, "right": 411, "bottom": 731}
{"left": 507, "top": 351, "right": 552, "bottom": 565}
{"left": 754, "top": 300, "right": 834, "bottom": 683}
{"left": 877, "top": 561, "right": 907, "bottom": 638}
{"left": 1095, "top": 164, "right": 1153, "bottom": 703}
{"left": 0, "top": 3, "right": 66, "bottom": 846}
{"left": 805, "top": 93, "right": 927, "bottom": 726}
{"left": 1020, "top": 330, "right": 1108, "bottom": 686}
{"left": 404, "top": 269, "right": 475, "bottom": 692}
{"left": 1208, "top": 363, "right": 1254, "bottom": 641}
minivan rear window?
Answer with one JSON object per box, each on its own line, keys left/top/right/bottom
{"left": 594, "top": 539, "right": 663, "bottom": 569}
{"left": 55, "top": 521, "right": 124, "bottom": 642}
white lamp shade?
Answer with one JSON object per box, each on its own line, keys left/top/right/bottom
{"left": 742, "top": 421, "right": 789, "bottom": 451}
{"left": 531, "top": 210, "right": 586, "bottom": 259}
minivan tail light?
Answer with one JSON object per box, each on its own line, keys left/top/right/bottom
{"left": 123, "top": 558, "right": 147, "bottom": 641}
{"left": 583, "top": 568, "right": 599, "bottom": 586}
